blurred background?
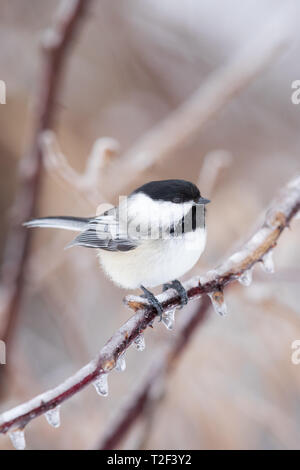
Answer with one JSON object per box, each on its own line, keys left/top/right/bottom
{"left": 0, "top": 0, "right": 300, "bottom": 450}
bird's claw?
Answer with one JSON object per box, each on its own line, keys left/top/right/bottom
{"left": 140, "top": 285, "right": 163, "bottom": 321}
{"left": 162, "top": 280, "right": 188, "bottom": 309}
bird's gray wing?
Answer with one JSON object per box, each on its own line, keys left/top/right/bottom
{"left": 67, "top": 206, "right": 138, "bottom": 252}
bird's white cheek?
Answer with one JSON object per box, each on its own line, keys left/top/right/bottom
{"left": 127, "top": 194, "right": 192, "bottom": 230}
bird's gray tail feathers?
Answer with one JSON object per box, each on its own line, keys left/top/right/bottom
{"left": 23, "top": 216, "right": 91, "bottom": 232}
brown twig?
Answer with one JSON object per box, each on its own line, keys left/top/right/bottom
{"left": 0, "top": 175, "right": 299, "bottom": 444}
{"left": 0, "top": 0, "right": 90, "bottom": 346}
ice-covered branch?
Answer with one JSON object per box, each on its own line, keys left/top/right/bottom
{"left": 97, "top": 296, "right": 211, "bottom": 450}
{"left": 0, "top": 307, "right": 158, "bottom": 447}
{"left": 0, "top": 0, "right": 90, "bottom": 345}
{"left": 0, "top": 175, "right": 299, "bottom": 449}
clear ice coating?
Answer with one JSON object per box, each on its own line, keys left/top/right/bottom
{"left": 133, "top": 334, "right": 145, "bottom": 351}
{"left": 238, "top": 268, "right": 253, "bottom": 286}
{"left": 115, "top": 353, "right": 126, "bottom": 372}
{"left": 9, "top": 429, "right": 26, "bottom": 450}
{"left": 208, "top": 291, "right": 228, "bottom": 316}
{"left": 162, "top": 309, "right": 176, "bottom": 330}
{"left": 93, "top": 374, "right": 108, "bottom": 396}
{"left": 45, "top": 406, "right": 61, "bottom": 428}
{"left": 261, "top": 250, "right": 275, "bottom": 273}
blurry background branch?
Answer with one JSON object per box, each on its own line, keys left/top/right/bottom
{"left": 0, "top": 174, "right": 299, "bottom": 448}
{"left": 41, "top": 130, "right": 119, "bottom": 207}
{"left": 20, "top": 133, "right": 120, "bottom": 294}
{"left": 104, "top": 16, "right": 289, "bottom": 195}
{"left": 0, "top": 0, "right": 90, "bottom": 351}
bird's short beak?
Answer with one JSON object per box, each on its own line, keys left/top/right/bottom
{"left": 196, "top": 196, "right": 210, "bottom": 205}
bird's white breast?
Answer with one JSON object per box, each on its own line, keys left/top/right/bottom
{"left": 98, "top": 227, "right": 206, "bottom": 289}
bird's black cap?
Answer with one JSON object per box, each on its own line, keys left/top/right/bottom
{"left": 132, "top": 179, "right": 208, "bottom": 204}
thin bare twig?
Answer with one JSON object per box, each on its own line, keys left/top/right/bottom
{"left": 0, "top": 0, "right": 91, "bottom": 347}
{"left": 0, "top": 174, "right": 299, "bottom": 441}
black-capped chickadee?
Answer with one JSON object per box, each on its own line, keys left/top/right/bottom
{"left": 24, "top": 179, "right": 210, "bottom": 318}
